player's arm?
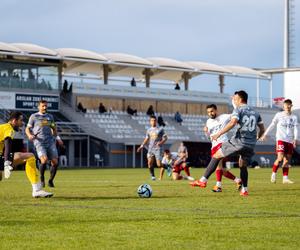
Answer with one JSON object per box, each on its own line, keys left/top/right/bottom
{"left": 25, "top": 115, "right": 35, "bottom": 141}
{"left": 293, "top": 118, "right": 298, "bottom": 148}
{"left": 137, "top": 137, "right": 149, "bottom": 152}
{"left": 3, "top": 137, "right": 13, "bottom": 162}
{"left": 50, "top": 117, "right": 64, "bottom": 145}
{"left": 49, "top": 116, "right": 57, "bottom": 137}
{"left": 3, "top": 137, "right": 14, "bottom": 178}
{"left": 257, "top": 123, "right": 265, "bottom": 140}
{"left": 203, "top": 125, "right": 210, "bottom": 140}
{"left": 211, "top": 118, "right": 238, "bottom": 141}
{"left": 260, "top": 114, "right": 277, "bottom": 141}
{"left": 157, "top": 133, "right": 168, "bottom": 146}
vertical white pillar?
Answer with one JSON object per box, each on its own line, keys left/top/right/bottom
{"left": 256, "top": 78, "right": 260, "bottom": 107}
{"left": 269, "top": 76, "right": 273, "bottom": 108}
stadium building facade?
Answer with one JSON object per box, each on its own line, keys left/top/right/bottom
{"left": 1, "top": 42, "right": 299, "bottom": 168}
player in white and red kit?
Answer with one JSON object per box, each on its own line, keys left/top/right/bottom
{"left": 260, "top": 99, "right": 298, "bottom": 184}
{"left": 204, "top": 104, "right": 241, "bottom": 192}
{"left": 161, "top": 149, "right": 194, "bottom": 181}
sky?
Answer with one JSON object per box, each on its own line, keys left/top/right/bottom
{"left": 1, "top": 0, "right": 299, "bottom": 101}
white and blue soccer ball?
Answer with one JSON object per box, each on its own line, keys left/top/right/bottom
{"left": 137, "top": 184, "right": 152, "bottom": 198}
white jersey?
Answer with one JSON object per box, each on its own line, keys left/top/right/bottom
{"left": 206, "top": 114, "right": 231, "bottom": 148}
{"left": 162, "top": 152, "right": 178, "bottom": 165}
{"left": 264, "top": 111, "right": 298, "bottom": 143}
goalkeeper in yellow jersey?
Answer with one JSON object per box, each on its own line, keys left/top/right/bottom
{"left": 0, "top": 111, "right": 53, "bottom": 198}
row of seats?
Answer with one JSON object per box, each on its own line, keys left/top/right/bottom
{"left": 84, "top": 108, "right": 277, "bottom": 142}
{"left": 99, "top": 124, "right": 131, "bottom": 129}
{"left": 92, "top": 118, "right": 125, "bottom": 124}
{"left": 85, "top": 113, "right": 119, "bottom": 119}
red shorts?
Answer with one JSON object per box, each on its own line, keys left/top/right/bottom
{"left": 173, "top": 163, "right": 185, "bottom": 174}
{"left": 211, "top": 143, "right": 222, "bottom": 157}
{"left": 276, "top": 140, "right": 294, "bottom": 155}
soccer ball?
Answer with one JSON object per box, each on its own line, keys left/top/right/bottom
{"left": 137, "top": 184, "right": 152, "bottom": 198}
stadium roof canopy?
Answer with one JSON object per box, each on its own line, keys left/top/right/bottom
{"left": 0, "top": 41, "right": 270, "bottom": 82}
{"left": 223, "top": 65, "right": 268, "bottom": 78}
{"left": 0, "top": 42, "right": 22, "bottom": 54}
{"left": 55, "top": 48, "right": 107, "bottom": 75}
{"left": 56, "top": 48, "right": 107, "bottom": 62}
{"left": 187, "top": 61, "right": 232, "bottom": 74}
{"left": 146, "top": 57, "right": 197, "bottom": 82}
{"left": 102, "top": 53, "right": 153, "bottom": 78}
{"left": 11, "top": 43, "right": 58, "bottom": 58}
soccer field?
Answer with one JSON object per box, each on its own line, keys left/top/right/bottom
{"left": 0, "top": 167, "right": 299, "bottom": 250}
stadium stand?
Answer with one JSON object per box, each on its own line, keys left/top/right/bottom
{"left": 1, "top": 41, "right": 298, "bottom": 167}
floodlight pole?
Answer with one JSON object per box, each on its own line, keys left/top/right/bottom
{"left": 269, "top": 75, "right": 273, "bottom": 108}
{"left": 256, "top": 78, "right": 260, "bottom": 107}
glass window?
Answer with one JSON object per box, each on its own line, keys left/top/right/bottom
{"left": 0, "top": 61, "right": 59, "bottom": 91}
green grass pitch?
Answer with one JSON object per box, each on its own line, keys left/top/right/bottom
{"left": 0, "top": 167, "right": 299, "bottom": 250}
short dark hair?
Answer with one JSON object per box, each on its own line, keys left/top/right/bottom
{"left": 206, "top": 104, "right": 217, "bottom": 110}
{"left": 150, "top": 115, "right": 156, "bottom": 120}
{"left": 164, "top": 149, "right": 170, "bottom": 154}
{"left": 8, "top": 111, "right": 23, "bottom": 122}
{"left": 234, "top": 90, "right": 248, "bottom": 103}
{"left": 284, "top": 99, "right": 292, "bottom": 105}
{"left": 38, "top": 99, "right": 47, "bottom": 105}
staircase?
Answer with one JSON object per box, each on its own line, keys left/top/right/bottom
{"left": 59, "top": 100, "right": 110, "bottom": 141}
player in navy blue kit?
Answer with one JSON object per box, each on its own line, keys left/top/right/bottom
{"left": 190, "top": 90, "right": 265, "bottom": 196}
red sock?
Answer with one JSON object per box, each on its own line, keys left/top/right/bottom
{"left": 216, "top": 169, "right": 223, "bottom": 182}
{"left": 223, "top": 171, "right": 235, "bottom": 180}
{"left": 183, "top": 167, "right": 190, "bottom": 176}
{"left": 282, "top": 167, "right": 289, "bottom": 176}
{"left": 272, "top": 164, "right": 279, "bottom": 173}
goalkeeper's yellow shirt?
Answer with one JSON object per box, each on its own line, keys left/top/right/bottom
{"left": 0, "top": 123, "right": 15, "bottom": 155}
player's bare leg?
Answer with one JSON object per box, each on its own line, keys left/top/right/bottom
{"left": 271, "top": 152, "right": 284, "bottom": 183}
{"left": 172, "top": 172, "right": 183, "bottom": 180}
{"left": 181, "top": 163, "right": 194, "bottom": 181}
{"left": 282, "top": 155, "right": 293, "bottom": 184}
{"left": 147, "top": 156, "right": 156, "bottom": 180}
{"left": 157, "top": 160, "right": 164, "bottom": 180}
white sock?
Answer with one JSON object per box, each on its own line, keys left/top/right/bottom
{"left": 32, "top": 183, "right": 41, "bottom": 192}
{"left": 216, "top": 181, "right": 222, "bottom": 187}
{"left": 242, "top": 187, "right": 248, "bottom": 192}
{"left": 200, "top": 176, "right": 207, "bottom": 182}
{"left": 272, "top": 172, "right": 276, "bottom": 177}
{"left": 234, "top": 177, "right": 241, "bottom": 183}
{"left": 283, "top": 175, "right": 288, "bottom": 180}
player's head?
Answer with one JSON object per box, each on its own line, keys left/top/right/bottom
{"left": 38, "top": 100, "right": 48, "bottom": 114}
{"left": 163, "top": 149, "right": 171, "bottom": 158}
{"left": 180, "top": 141, "right": 185, "bottom": 147}
{"left": 283, "top": 99, "right": 293, "bottom": 113}
{"left": 8, "top": 111, "right": 23, "bottom": 130}
{"left": 206, "top": 104, "right": 217, "bottom": 119}
{"left": 233, "top": 90, "right": 248, "bottom": 106}
{"left": 149, "top": 115, "right": 157, "bottom": 127}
